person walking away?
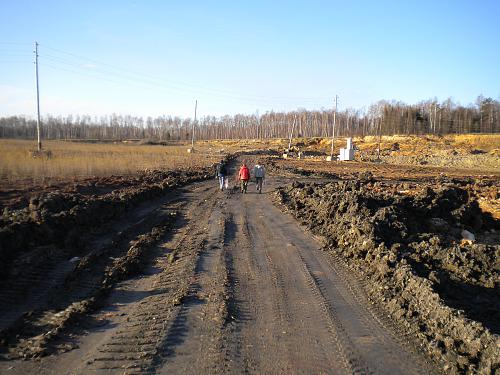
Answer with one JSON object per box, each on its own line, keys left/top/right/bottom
{"left": 238, "top": 162, "right": 250, "bottom": 193}
{"left": 253, "top": 162, "right": 265, "bottom": 193}
{"left": 216, "top": 160, "right": 228, "bottom": 191}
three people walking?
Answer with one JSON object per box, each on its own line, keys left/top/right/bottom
{"left": 218, "top": 159, "right": 265, "bottom": 194}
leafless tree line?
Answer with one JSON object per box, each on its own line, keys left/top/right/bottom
{"left": 1, "top": 96, "right": 498, "bottom": 141}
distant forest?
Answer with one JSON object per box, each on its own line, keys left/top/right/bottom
{"left": 1, "top": 96, "right": 498, "bottom": 141}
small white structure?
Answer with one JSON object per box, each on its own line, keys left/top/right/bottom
{"left": 338, "top": 138, "right": 355, "bottom": 161}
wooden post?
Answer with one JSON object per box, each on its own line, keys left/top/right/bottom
{"left": 35, "top": 41, "right": 42, "bottom": 151}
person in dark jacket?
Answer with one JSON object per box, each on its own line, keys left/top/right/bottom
{"left": 216, "top": 160, "right": 228, "bottom": 191}
{"left": 238, "top": 162, "right": 250, "bottom": 193}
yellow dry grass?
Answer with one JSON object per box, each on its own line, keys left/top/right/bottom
{"left": 452, "top": 134, "right": 500, "bottom": 151}
{"left": 2, "top": 135, "right": 498, "bottom": 184}
{"left": 0, "top": 139, "right": 220, "bottom": 184}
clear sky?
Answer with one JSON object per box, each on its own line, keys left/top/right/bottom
{"left": 1, "top": 0, "right": 499, "bottom": 118}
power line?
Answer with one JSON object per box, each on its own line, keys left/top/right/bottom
{"left": 0, "top": 60, "right": 32, "bottom": 63}
{"left": 2, "top": 42, "right": 335, "bottom": 112}
{"left": 39, "top": 43, "right": 334, "bottom": 103}
{"left": 0, "top": 42, "right": 32, "bottom": 45}
{"left": 40, "top": 58, "right": 327, "bottom": 107}
{"left": 40, "top": 61, "right": 267, "bottom": 106}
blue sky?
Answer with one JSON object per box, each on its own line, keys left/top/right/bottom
{"left": 1, "top": 0, "right": 499, "bottom": 118}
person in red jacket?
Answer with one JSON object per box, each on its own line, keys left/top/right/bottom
{"left": 238, "top": 162, "right": 250, "bottom": 193}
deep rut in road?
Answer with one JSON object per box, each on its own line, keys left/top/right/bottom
{"left": 0, "top": 169, "right": 440, "bottom": 374}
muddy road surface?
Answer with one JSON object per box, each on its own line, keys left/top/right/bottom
{"left": 0, "top": 158, "right": 442, "bottom": 374}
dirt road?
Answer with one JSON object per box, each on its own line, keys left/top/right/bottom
{"left": 0, "top": 159, "right": 439, "bottom": 374}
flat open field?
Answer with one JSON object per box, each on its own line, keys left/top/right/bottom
{"left": 0, "top": 139, "right": 222, "bottom": 210}
{"left": 0, "top": 135, "right": 498, "bottom": 374}
{"left": 0, "top": 139, "right": 222, "bottom": 183}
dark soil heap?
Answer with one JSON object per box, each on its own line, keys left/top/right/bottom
{"left": 275, "top": 180, "right": 499, "bottom": 374}
{"left": 0, "top": 167, "right": 214, "bottom": 281}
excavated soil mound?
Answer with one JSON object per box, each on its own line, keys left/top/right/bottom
{"left": 0, "top": 167, "right": 213, "bottom": 282}
{"left": 276, "top": 180, "right": 499, "bottom": 374}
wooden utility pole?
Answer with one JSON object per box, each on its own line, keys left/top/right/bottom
{"left": 330, "top": 95, "right": 338, "bottom": 159}
{"left": 34, "top": 41, "right": 42, "bottom": 151}
{"left": 377, "top": 117, "right": 382, "bottom": 160}
{"left": 191, "top": 99, "right": 197, "bottom": 149}
{"left": 287, "top": 115, "right": 297, "bottom": 151}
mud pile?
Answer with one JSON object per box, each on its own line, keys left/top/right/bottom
{"left": 0, "top": 215, "right": 176, "bottom": 359}
{"left": 0, "top": 167, "right": 212, "bottom": 282}
{"left": 275, "top": 181, "right": 499, "bottom": 374}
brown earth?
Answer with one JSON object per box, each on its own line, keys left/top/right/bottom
{"left": 275, "top": 180, "right": 499, "bottom": 374}
{"left": 0, "top": 152, "right": 498, "bottom": 374}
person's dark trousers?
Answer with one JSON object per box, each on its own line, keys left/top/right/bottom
{"left": 240, "top": 179, "right": 248, "bottom": 193}
{"left": 256, "top": 177, "right": 263, "bottom": 193}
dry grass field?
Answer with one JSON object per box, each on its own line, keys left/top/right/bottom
{"left": 0, "top": 139, "right": 221, "bottom": 186}
{"left": 0, "top": 134, "right": 498, "bottom": 188}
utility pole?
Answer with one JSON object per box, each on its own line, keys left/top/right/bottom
{"left": 34, "top": 41, "right": 42, "bottom": 151}
{"left": 287, "top": 114, "right": 297, "bottom": 151}
{"left": 330, "top": 95, "right": 338, "bottom": 159}
{"left": 377, "top": 117, "right": 382, "bottom": 160}
{"left": 191, "top": 99, "right": 197, "bottom": 149}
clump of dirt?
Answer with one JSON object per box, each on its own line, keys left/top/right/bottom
{"left": 275, "top": 180, "right": 499, "bottom": 374}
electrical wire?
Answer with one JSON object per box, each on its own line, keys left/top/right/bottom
{"left": 40, "top": 57, "right": 329, "bottom": 106}
{"left": 0, "top": 41, "right": 335, "bottom": 110}
{"left": 39, "top": 43, "right": 334, "bottom": 103}
{"left": 40, "top": 61, "right": 286, "bottom": 106}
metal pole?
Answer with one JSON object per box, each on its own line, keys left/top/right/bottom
{"left": 191, "top": 99, "right": 197, "bottom": 148}
{"left": 35, "top": 41, "right": 42, "bottom": 151}
{"left": 330, "top": 95, "right": 338, "bottom": 158}
{"left": 287, "top": 114, "right": 297, "bottom": 151}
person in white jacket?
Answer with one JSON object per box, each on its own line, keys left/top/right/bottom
{"left": 253, "top": 163, "right": 265, "bottom": 193}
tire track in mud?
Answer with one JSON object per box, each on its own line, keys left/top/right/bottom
{"left": 322, "top": 251, "right": 433, "bottom": 369}
{"left": 223, "top": 207, "right": 294, "bottom": 373}
{"left": 262, "top": 203, "right": 436, "bottom": 375}
{"left": 244, "top": 200, "right": 352, "bottom": 374}
{"left": 230, "top": 184, "right": 437, "bottom": 375}
{"left": 244, "top": 203, "right": 341, "bottom": 374}
{"left": 151, "top": 201, "right": 230, "bottom": 374}
{"left": 0, "top": 182, "right": 223, "bottom": 374}
{"left": 224, "top": 195, "right": 349, "bottom": 374}
{"left": 0, "top": 190, "right": 188, "bottom": 359}
{"left": 79, "top": 185, "right": 223, "bottom": 374}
